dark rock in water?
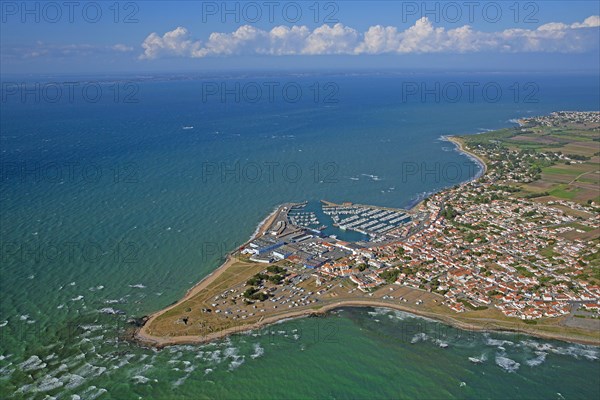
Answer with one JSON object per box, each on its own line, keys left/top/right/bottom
{"left": 120, "top": 317, "right": 152, "bottom": 345}
{"left": 127, "top": 317, "right": 147, "bottom": 327}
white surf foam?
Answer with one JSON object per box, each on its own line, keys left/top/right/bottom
{"left": 525, "top": 352, "right": 547, "bottom": 367}
{"left": 98, "top": 307, "right": 124, "bottom": 315}
{"left": 132, "top": 375, "right": 150, "bottom": 384}
{"left": 549, "top": 345, "right": 599, "bottom": 361}
{"left": 19, "top": 355, "right": 46, "bottom": 372}
{"left": 63, "top": 373, "right": 86, "bottom": 390}
{"left": 250, "top": 343, "right": 264, "bottom": 359}
{"left": 485, "top": 336, "right": 514, "bottom": 347}
{"left": 79, "top": 386, "right": 107, "bottom": 400}
{"left": 75, "top": 363, "right": 106, "bottom": 378}
{"left": 495, "top": 355, "right": 520, "bottom": 373}
{"left": 411, "top": 333, "right": 428, "bottom": 344}
{"left": 229, "top": 357, "right": 245, "bottom": 371}
{"left": 35, "top": 375, "right": 64, "bottom": 392}
{"left": 128, "top": 284, "right": 146, "bottom": 289}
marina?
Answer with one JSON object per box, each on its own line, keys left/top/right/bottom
{"left": 322, "top": 201, "right": 412, "bottom": 239}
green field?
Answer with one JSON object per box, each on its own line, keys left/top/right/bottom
{"left": 459, "top": 121, "right": 599, "bottom": 205}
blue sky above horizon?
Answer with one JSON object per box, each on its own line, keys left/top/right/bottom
{"left": 1, "top": 1, "right": 599, "bottom": 74}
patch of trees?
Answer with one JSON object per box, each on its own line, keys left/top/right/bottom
{"left": 243, "top": 287, "right": 269, "bottom": 301}
{"left": 267, "top": 265, "right": 286, "bottom": 274}
{"left": 267, "top": 274, "right": 284, "bottom": 284}
{"left": 515, "top": 266, "right": 534, "bottom": 278}
{"left": 246, "top": 265, "right": 288, "bottom": 286}
{"left": 246, "top": 273, "right": 268, "bottom": 286}
{"left": 583, "top": 250, "right": 599, "bottom": 262}
{"left": 442, "top": 205, "right": 458, "bottom": 220}
{"left": 489, "top": 184, "right": 520, "bottom": 193}
{"left": 524, "top": 192, "right": 549, "bottom": 199}
{"left": 399, "top": 266, "right": 415, "bottom": 276}
{"left": 566, "top": 154, "right": 590, "bottom": 161}
{"left": 592, "top": 266, "right": 600, "bottom": 282}
{"left": 379, "top": 269, "right": 401, "bottom": 284}
{"left": 465, "top": 233, "right": 478, "bottom": 243}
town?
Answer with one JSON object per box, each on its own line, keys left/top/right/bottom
{"left": 140, "top": 111, "right": 600, "bottom": 345}
{"left": 236, "top": 112, "right": 599, "bottom": 323}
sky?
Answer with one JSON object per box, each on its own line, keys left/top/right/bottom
{"left": 1, "top": 1, "right": 599, "bottom": 75}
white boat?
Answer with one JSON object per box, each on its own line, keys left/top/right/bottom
{"left": 468, "top": 357, "right": 483, "bottom": 364}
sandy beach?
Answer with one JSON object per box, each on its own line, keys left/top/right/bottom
{"left": 445, "top": 135, "right": 488, "bottom": 176}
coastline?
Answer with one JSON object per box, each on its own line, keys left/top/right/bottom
{"left": 136, "top": 296, "right": 600, "bottom": 348}
{"left": 406, "top": 135, "right": 486, "bottom": 212}
{"left": 135, "top": 132, "right": 599, "bottom": 349}
{"left": 444, "top": 135, "right": 488, "bottom": 178}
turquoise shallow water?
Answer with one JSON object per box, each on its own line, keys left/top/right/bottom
{"left": 1, "top": 73, "right": 599, "bottom": 398}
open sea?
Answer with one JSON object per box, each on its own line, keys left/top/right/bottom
{"left": 1, "top": 72, "right": 599, "bottom": 399}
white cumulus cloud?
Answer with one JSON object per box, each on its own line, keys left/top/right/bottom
{"left": 302, "top": 23, "right": 360, "bottom": 55}
{"left": 140, "top": 26, "right": 202, "bottom": 59}
{"left": 139, "top": 16, "right": 600, "bottom": 59}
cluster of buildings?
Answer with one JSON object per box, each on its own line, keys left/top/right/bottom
{"left": 393, "top": 180, "right": 600, "bottom": 319}
{"left": 242, "top": 175, "right": 599, "bottom": 320}
{"left": 242, "top": 205, "right": 354, "bottom": 267}
{"left": 238, "top": 115, "right": 599, "bottom": 322}
{"left": 520, "top": 111, "right": 600, "bottom": 127}
{"left": 242, "top": 201, "right": 417, "bottom": 268}
{"left": 354, "top": 131, "right": 599, "bottom": 320}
